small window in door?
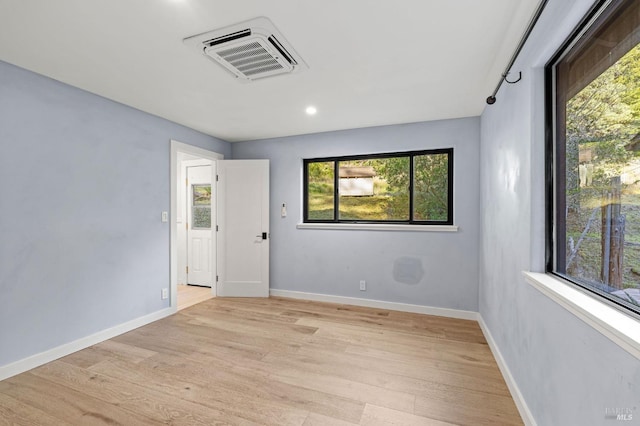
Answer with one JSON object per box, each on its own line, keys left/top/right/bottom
{"left": 192, "top": 184, "right": 211, "bottom": 229}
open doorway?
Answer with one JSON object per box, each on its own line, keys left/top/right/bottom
{"left": 170, "top": 140, "right": 271, "bottom": 311}
{"left": 180, "top": 160, "right": 212, "bottom": 286}
{"left": 179, "top": 160, "right": 212, "bottom": 310}
{"left": 170, "top": 141, "right": 222, "bottom": 311}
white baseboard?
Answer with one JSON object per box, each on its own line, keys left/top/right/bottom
{"left": 270, "top": 289, "right": 478, "bottom": 321}
{"left": 0, "top": 307, "right": 175, "bottom": 381}
{"left": 477, "top": 316, "right": 536, "bottom": 426}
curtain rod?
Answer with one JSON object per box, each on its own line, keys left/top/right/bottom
{"left": 486, "top": 0, "right": 549, "bottom": 105}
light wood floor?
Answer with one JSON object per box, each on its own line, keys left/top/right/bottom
{"left": 0, "top": 297, "right": 523, "bottom": 425}
{"left": 177, "top": 284, "right": 214, "bottom": 311}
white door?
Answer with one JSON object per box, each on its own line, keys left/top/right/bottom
{"left": 187, "top": 165, "right": 213, "bottom": 287}
{"left": 217, "top": 160, "right": 269, "bottom": 297}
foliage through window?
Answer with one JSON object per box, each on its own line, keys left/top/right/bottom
{"left": 304, "top": 149, "right": 453, "bottom": 225}
{"left": 191, "top": 184, "right": 211, "bottom": 229}
{"left": 548, "top": 0, "right": 640, "bottom": 315}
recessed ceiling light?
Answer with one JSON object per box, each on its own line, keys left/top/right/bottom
{"left": 306, "top": 106, "right": 317, "bottom": 115}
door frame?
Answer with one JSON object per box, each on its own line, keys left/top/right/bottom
{"left": 170, "top": 140, "right": 223, "bottom": 311}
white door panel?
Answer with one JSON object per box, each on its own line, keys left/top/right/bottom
{"left": 187, "top": 165, "right": 213, "bottom": 287}
{"left": 217, "top": 160, "right": 269, "bottom": 297}
{"left": 190, "top": 237, "right": 212, "bottom": 272}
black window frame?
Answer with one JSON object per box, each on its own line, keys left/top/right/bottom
{"left": 546, "top": 0, "right": 640, "bottom": 317}
{"left": 303, "top": 148, "right": 454, "bottom": 225}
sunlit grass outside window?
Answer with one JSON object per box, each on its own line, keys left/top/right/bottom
{"left": 305, "top": 150, "right": 452, "bottom": 224}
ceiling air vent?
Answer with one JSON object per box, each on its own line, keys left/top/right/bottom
{"left": 184, "top": 17, "right": 308, "bottom": 82}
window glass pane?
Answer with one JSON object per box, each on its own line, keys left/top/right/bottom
{"left": 413, "top": 153, "right": 449, "bottom": 221}
{"left": 339, "top": 158, "right": 409, "bottom": 221}
{"left": 556, "top": 0, "right": 640, "bottom": 312}
{"left": 192, "top": 184, "right": 211, "bottom": 229}
{"left": 307, "top": 161, "right": 335, "bottom": 220}
{"left": 304, "top": 149, "right": 453, "bottom": 225}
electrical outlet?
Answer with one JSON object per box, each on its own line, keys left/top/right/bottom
{"left": 359, "top": 280, "right": 366, "bottom": 291}
{"left": 161, "top": 288, "right": 169, "bottom": 300}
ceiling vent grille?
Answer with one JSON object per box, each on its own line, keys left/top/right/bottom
{"left": 184, "top": 17, "right": 308, "bottom": 82}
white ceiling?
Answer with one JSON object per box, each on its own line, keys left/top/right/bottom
{"left": 0, "top": 0, "right": 540, "bottom": 142}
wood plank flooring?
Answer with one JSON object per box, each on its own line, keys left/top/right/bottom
{"left": 177, "top": 284, "right": 214, "bottom": 311}
{"left": 0, "top": 297, "right": 523, "bottom": 425}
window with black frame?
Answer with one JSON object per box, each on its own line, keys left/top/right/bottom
{"left": 304, "top": 149, "right": 453, "bottom": 225}
{"left": 548, "top": 0, "right": 640, "bottom": 315}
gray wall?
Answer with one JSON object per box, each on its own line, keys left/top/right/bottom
{"left": 479, "top": 0, "right": 640, "bottom": 424}
{"left": 0, "top": 60, "right": 230, "bottom": 366}
{"left": 5, "top": 1, "right": 638, "bottom": 421}
{"left": 232, "top": 118, "right": 480, "bottom": 311}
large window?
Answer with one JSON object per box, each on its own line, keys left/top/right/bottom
{"left": 304, "top": 149, "right": 453, "bottom": 225}
{"left": 548, "top": 0, "right": 640, "bottom": 315}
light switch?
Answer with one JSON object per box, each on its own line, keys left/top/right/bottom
{"left": 161, "top": 211, "right": 168, "bottom": 222}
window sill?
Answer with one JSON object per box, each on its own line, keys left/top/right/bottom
{"left": 523, "top": 272, "right": 640, "bottom": 360}
{"left": 296, "top": 223, "right": 459, "bottom": 232}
